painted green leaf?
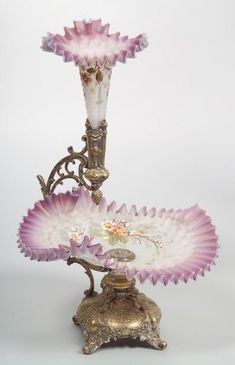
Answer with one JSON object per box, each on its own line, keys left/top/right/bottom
{"left": 108, "top": 234, "right": 116, "bottom": 245}
{"left": 87, "top": 68, "right": 96, "bottom": 74}
{"left": 119, "top": 236, "right": 128, "bottom": 244}
{"left": 96, "top": 70, "right": 103, "bottom": 83}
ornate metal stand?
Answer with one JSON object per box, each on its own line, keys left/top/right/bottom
{"left": 70, "top": 268, "right": 166, "bottom": 354}
{"left": 67, "top": 254, "right": 167, "bottom": 354}
{"left": 37, "top": 119, "right": 109, "bottom": 204}
{"left": 37, "top": 119, "right": 167, "bottom": 353}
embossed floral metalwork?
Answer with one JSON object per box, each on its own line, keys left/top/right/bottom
{"left": 72, "top": 272, "right": 167, "bottom": 354}
{"left": 17, "top": 17, "right": 219, "bottom": 354}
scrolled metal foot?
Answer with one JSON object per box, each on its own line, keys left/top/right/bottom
{"left": 72, "top": 315, "right": 80, "bottom": 326}
{"left": 145, "top": 333, "right": 167, "bottom": 350}
{"left": 82, "top": 335, "right": 103, "bottom": 354}
{"left": 73, "top": 272, "right": 167, "bottom": 353}
{"left": 158, "top": 340, "right": 167, "bottom": 350}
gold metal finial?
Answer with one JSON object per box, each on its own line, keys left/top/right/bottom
{"left": 106, "top": 248, "right": 136, "bottom": 262}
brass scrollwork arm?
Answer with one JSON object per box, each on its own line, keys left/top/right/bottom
{"left": 67, "top": 257, "right": 110, "bottom": 297}
{"left": 37, "top": 120, "right": 109, "bottom": 205}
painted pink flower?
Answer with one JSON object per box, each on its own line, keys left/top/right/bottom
{"left": 18, "top": 188, "right": 218, "bottom": 286}
{"left": 18, "top": 189, "right": 114, "bottom": 267}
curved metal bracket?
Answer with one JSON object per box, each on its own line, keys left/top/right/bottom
{"left": 37, "top": 120, "right": 110, "bottom": 294}
{"left": 37, "top": 142, "right": 90, "bottom": 198}
{"left": 37, "top": 120, "right": 109, "bottom": 204}
{"left": 67, "top": 257, "right": 110, "bottom": 297}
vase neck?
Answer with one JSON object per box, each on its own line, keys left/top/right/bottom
{"left": 79, "top": 62, "right": 112, "bottom": 129}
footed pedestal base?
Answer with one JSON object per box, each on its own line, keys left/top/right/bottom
{"left": 73, "top": 273, "right": 167, "bottom": 354}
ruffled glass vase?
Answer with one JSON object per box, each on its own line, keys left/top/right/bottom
{"left": 42, "top": 19, "right": 148, "bottom": 129}
{"left": 17, "top": 19, "right": 218, "bottom": 354}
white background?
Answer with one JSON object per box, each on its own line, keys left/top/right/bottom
{"left": 1, "top": 0, "right": 235, "bottom": 364}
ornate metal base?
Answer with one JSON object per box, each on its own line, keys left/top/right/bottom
{"left": 36, "top": 116, "right": 167, "bottom": 354}
{"left": 72, "top": 272, "right": 167, "bottom": 354}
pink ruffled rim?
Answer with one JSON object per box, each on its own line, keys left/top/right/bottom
{"left": 112, "top": 205, "right": 218, "bottom": 285}
{"left": 41, "top": 18, "right": 148, "bottom": 66}
{"left": 18, "top": 188, "right": 218, "bottom": 286}
{"left": 17, "top": 191, "right": 113, "bottom": 267}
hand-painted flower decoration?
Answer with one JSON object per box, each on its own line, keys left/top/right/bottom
{"left": 18, "top": 188, "right": 218, "bottom": 286}
{"left": 41, "top": 19, "right": 148, "bottom": 129}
